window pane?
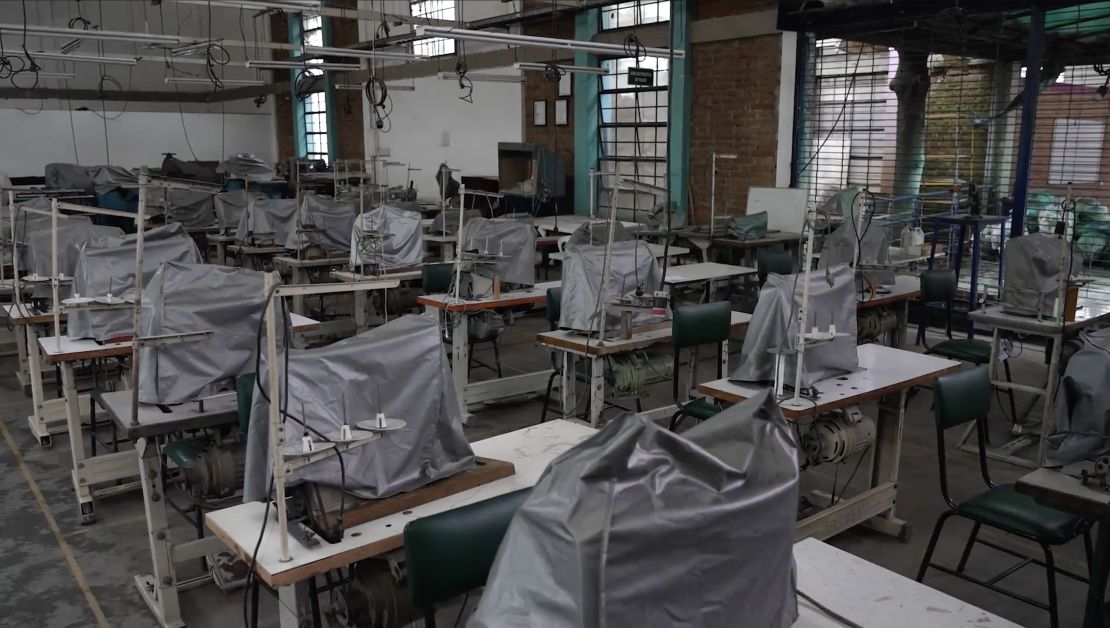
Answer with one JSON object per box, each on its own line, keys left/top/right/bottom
{"left": 412, "top": 0, "right": 456, "bottom": 57}
{"left": 600, "top": 1, "right": 670, "bottom": 30}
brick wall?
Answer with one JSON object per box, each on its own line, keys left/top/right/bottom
{"left": 270, "top": 0, "right": 364, "bottom": 164}
{"left": 522, "top": 9, "right": 576, "bottom": 182}
{"left": 688, "top": 1, "right": 782, "bottom": 223}
{"left": 1027, "top": 86, "right": 1110, "bottom": 200}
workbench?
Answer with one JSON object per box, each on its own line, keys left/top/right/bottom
{"left": 101, "top": 390, "right": 240, "bottom": 628}
{"left": 417, "top": 281, "right": 559, "bottom": 417}
{"left": 531, "top": 214, "right": 645, "bottom": 237}
{"left": 537, "top": 311, "right": 752, "bottom": 426}
{"left": 206, "top": 419, "right": 594, "bottom": 628}
{"left": 271, "top": 256, "right": 349, "bottom": 315}
{"left": 208, "top": 234, "right": 237, "bottom": 266}
{"left": 226, "top": 243, "right": 288, "bottom": 269}
{"left": 207, "top": 415, "right": 1013, "bottom": 628}
{"left": 698, "top": 344, "right": 960, "bottom": 541}
{"left": 329, "top": 268, "right": 423, "bottom": 330}
{"left": 1017, "top": 467, "right": 1110, "bottom": 628}
{"left": 5, "top": 303, "right": 82, "bottom": 446}
{"left": 424, "top": 233, "right": 456, "bottom": 261}
{"left": 548, "top": 241, "right": 691, "bottom": 263}
{"left": 662, "top": 261, "right": 757, "bottom": 301}
{"left": 35, "top": 312, "right": 320, "bottom": 525}
{"left": 968, "top": 302, "right": 1110, "bottom": 467}
{"left": 676, "top": 228, "right": 803, "bottom": 264}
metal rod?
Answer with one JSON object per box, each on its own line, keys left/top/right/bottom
{"left": 792, "top": 206, "right": 819, "bottom": 403}
{"left": 51, "top": 199, "right": 60, "bottom": 351}
{"left": 9, "top": 191, "right": 19, "bottom": 312}
{"left": 454, "top": 185, "right": 466, "bottom": 302}
{"left": 597, "top": 176, "right": 622, "bottom": 344}
{"left": 129, "top": 171, "right": 149, "bottom": 428}
{"left": 262, "top": 272, "right": 291, "bottom": 562}
{"left": 1010, "top": 6, "right": 1045, "bottom": 238}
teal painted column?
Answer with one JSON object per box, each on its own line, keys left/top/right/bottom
{"left": 668, "top": 0, "right": 691, "bottom": 225}
{"left": 573, "top": 10, "right": 599, "bottom": 216}
{"left": 289, "top": 17, "right": 306, "bottom": 158}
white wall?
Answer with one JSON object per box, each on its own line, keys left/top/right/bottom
{"left": 374, "top": 73, "right": 522, "bottom": 192}
{"left": 0, "top": 109, "right": 274, "bottom": 177}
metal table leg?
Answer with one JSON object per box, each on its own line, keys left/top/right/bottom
{"left": 589, "top": 356, "right": 604, "bottom": 426}
{"left": 134, "top": 437, "right": 183, "bottom": 628}
{"left": 450, "top": 313, "right": 470, "bottom": 423}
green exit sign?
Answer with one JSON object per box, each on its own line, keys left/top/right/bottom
{"left": 627, "top": 67, "right": 654, "bottom": 87}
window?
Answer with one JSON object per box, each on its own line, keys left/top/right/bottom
{"left": 601, "top": 0, "right": 670, "bottom": 30}
{"left": 300, "top": 14, "right": 329, "bottom": 164}
{"left": 1049, "top": 118, "right": 1104, "bottom": 185}
{"left": 598, "top": 57, "right": 669, "bottom": 214}
{"left": 411, "top": 1, "right": 455, "bottom": 57}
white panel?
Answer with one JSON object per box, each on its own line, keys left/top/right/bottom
{"left": 0, "top": 109, "right": 275, "bottom": 177}
{"left": 747, "top": 186, "right": 809, "bottom": 233}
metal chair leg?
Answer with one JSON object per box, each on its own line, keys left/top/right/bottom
{"left": 1084, "top": 529, "right": 1095, "bottom": 577}
{"left": 634, "top": 398, "right": 642, "bottom": 413}
{"left": 492, "top": 340, "right": 502, "bottom": 378}
{"left": 1002, "top": 359, "right": 1019, "bottom": 425}
{"left": 916, "top": 510, "right": 955, "bottom": 582}
{"left": 1042, "top": 544, "right": 1059, "bottom": 628}
{"left": 956, "top": 522, "right": 980, "bottom": 574}
{"left": 540, "top": 371, "right": 557, "bottom": 423}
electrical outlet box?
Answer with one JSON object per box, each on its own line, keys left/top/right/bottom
{"left": 441, "top": 131, "right": 451, "bottom": 147}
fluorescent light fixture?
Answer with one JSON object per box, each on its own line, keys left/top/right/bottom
{"left": 336, "top": 83, "right": 416, "bottom": 91}
{"left": 301, "top": 45, "right": 425, "bottom": 61}
{"left": 60, "top": 39, "right": 83, "bottom": 54}
{"left": 31, "top": 51, "right": 138, "bottom": 66}
{"left": 245, "top": 59, "right": 359, "bottom": 71}
{"left": 178, "top": 0, "right": 321, "bottom": 12}
{"left": 165, "top": 77, "right": 266, "bottom": 86}
{"left": 437, "top": 72, "right": 523, "bottom": 84}
{"left": 416, "top": 26, "right": 685, "bottom": 60}
{"left": 172, "top": 41, "right": 218, "bottom": 57}
{"left": 514, "top": 61, "right": 607, "bottom": 76}
{"left": 0, "top": 24, "right": 180, "bottom": 45}
{"left": 34, "top": 71, "right": 77, "bottom": 79}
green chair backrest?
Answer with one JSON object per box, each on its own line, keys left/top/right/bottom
{"left": 404, "top": 488, "right": 532, "bottom": 611}
{"left": 422, "top": 263, "right": 454, "bottom": 294}
{"left": 920, "top": 268, "right": 957, "bottom": 304}
{"left": 757, "top": 249, "right": 794, "bottom": 284}
{"left": 934, "top": 366, "right": 991, "bottom": 430}
{"left": 545, "top": 287, "right": 562, "bottom": 330}
{"left": 236, "top": 373, "right": 256, "bottom": 432}
{"left": 673, "top": 301, "right": 732, "bottom": 350}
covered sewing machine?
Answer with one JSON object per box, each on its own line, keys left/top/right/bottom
{"left": 460, "top": 217, "right": 536, "bottom": 290}
{"left": 138, "top": 262, "right": 275, "bottom": 405}
{"left": 243, "top": 313, "right": 474, "bottom": 503}
{"left": 731, "top": 263, "right": 858, "bottom": 390}
{"left": 148, "top": 188, "right": 217, "bottom": 229}
{"left": 1045, "top": 327, "right": 1110, "bottom": 466}
{"left": 235, "top": 197, "right": 298, "bottom": 246}
{"left": 287, "top": 194, "right": 358, "bottom": 254}
{"left": 214, "top": 190, "right": 250, "bottom": 233}
{"left": 44, "top": 163, "right": 95, "bottom": 192}
{"left": 471, "top": 390, "right": 800, "bottom": 628}
{"left": 68, "top": 223, "right": 204, "bottom": 341}
{"left": 22, "top": 221, "right": 123, "bottom": 282}
{"left": 217, "top": 153, "right": 276, "bottom": 183}
{"left": 559, "top": 239, "right": 665, "bottom": 335}
{"left": 349, "top": 203, "right": 424, "bottom": 272}
{"left": 1002, "top": 232, "right": 1077, "bottom": 318}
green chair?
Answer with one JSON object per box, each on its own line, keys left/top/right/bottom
{"left": 404, "top": 488, "right": 531, "bottom": 627}
{"left": 917, "top": 269, "right": 1018, "bottom": 422}
{"left": 916, "top": 367, "right": 1092, "bottom": 628}
{"left": 236, "top": 372, "right": 256, "bottom": 431}
{"left": 757, "top": 249, "right": 794, "bottom": 285}
{"left": 422, "top": 262, "right": 503, "bottom": 377}
{"left": 669, "top": 301, "right": 732, "bottom": 431}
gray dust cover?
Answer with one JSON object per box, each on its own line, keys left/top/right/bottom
{"left": 214, "top": 190, "right": 250, "bottom": 231}
{"left": 559, "top": 240, "right": 663, "bottom": 333}
{"left": 732, "top": 263, "right": 858, "bottom": 388}
{"left": 1046, "top": 328, "right": 1110, "bottom": 466}
{"left": 138, "top": 262, "right": 274, "bottom": 404}
{"left": 217, "top": 154, "right": 275, "bottom": 182}
{"left": 285, "top": 194, "right": 357, "bottom": 253}
{"left": 1003, "top": 232, "right": 1076, "bottom": 317}
{"left": 243, "top": 313, "right": 474, "bottom": 501}
{"left": 235, "top": 197, "right": 298, "bottom": 246}
{"left": 349, "top": 204, "right": 424, "bottom": 271}
{"left": 461, "top": 217, "right": 535, "bottom": 286}
{"left": 471, "top": 390, "right": 800, "bottom": 628}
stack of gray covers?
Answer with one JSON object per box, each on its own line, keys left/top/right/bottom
{"left": 566, "top": 220, "right": 634, "bottom": 246}
{"left": 732, "top": 264, "right": 858, "bottom": 388}
{"left": 287, "top": 195, "right": 357, "bottom": 253}
{"left": 45, "top": 163, "right": 94, "bottom": 192}
{"left": 150, "top": 189, "right": 217, "bottom": 228}
{"left": 91, "top": 165, "right": 138, "bottom": 195}
{"left": 217, "top": 154, "right": 276, "bottom": 182}
{"left": 1002, "top": 232, "right": 1076, "bottom": 317}
{"left": 244, "top": 314, "right": 474, "bottom": 501}
{"left": 68, "top": 223, "right": 203, "bottom": 341}
{"left": 349, "top": 204, "right": 424, "bottom": 270}
{"left": 470, "top": 390, "right": 800, "bottom": 628}
{"left": 559, "top": 240, "right": 662, "bottom": 333}
{"left": 235, "top": 197, "right": 298, "bottom": 246}
{"left": 1046, "top": 328, "right": 1110, "bottom": 466}
{"left": 138, "top": 262, "right": 272, "bottom": 404}
{"left": 214, "top": 190, "right": 250, "bottom": 232}
{"left": 461, "top": 217, "right": 535, "bottom": 286}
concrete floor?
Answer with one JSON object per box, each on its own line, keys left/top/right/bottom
{"left": 0, "top": 311, "right": 1097, "bottom": 628}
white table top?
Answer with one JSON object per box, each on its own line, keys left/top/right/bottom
{"left": 662, "top": 262, "right": 756, "bottom": 284}
{"left": 699, "top": 344, "right": 960, "bottom": 418}
{"left": 970, "top": 301, "right": 1110, "bottom": 334}
{"left": 549, "top": 242, "right": 690, "bottom": 263}
{"left": 272, "top": 256, "right": 349, "bottom": 269}
{"left": 538, "top": 311, "right": 751, "bottom": 356}
{"left": 857, "top": 274, "right": 920, "bottom": 309}
{"left": 532, "top": 215, "right": 645, "bottom": 236}
{"left": 793, "top": 538, "right": 1019, "bottom": 627}
{"left": 330, "top": 269, "right": 423, "bottom": 283}
{"left": 37, "top": 313, "right": 320, "bottom": 362}
{"left": 418, "top": 280, "right": 561, "bottom": 312}
{"left": 424, "top": 233, "right": 457, "bottom": 243}
{"left": 205, "top": 419, "right": 596, "bottom": 587}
